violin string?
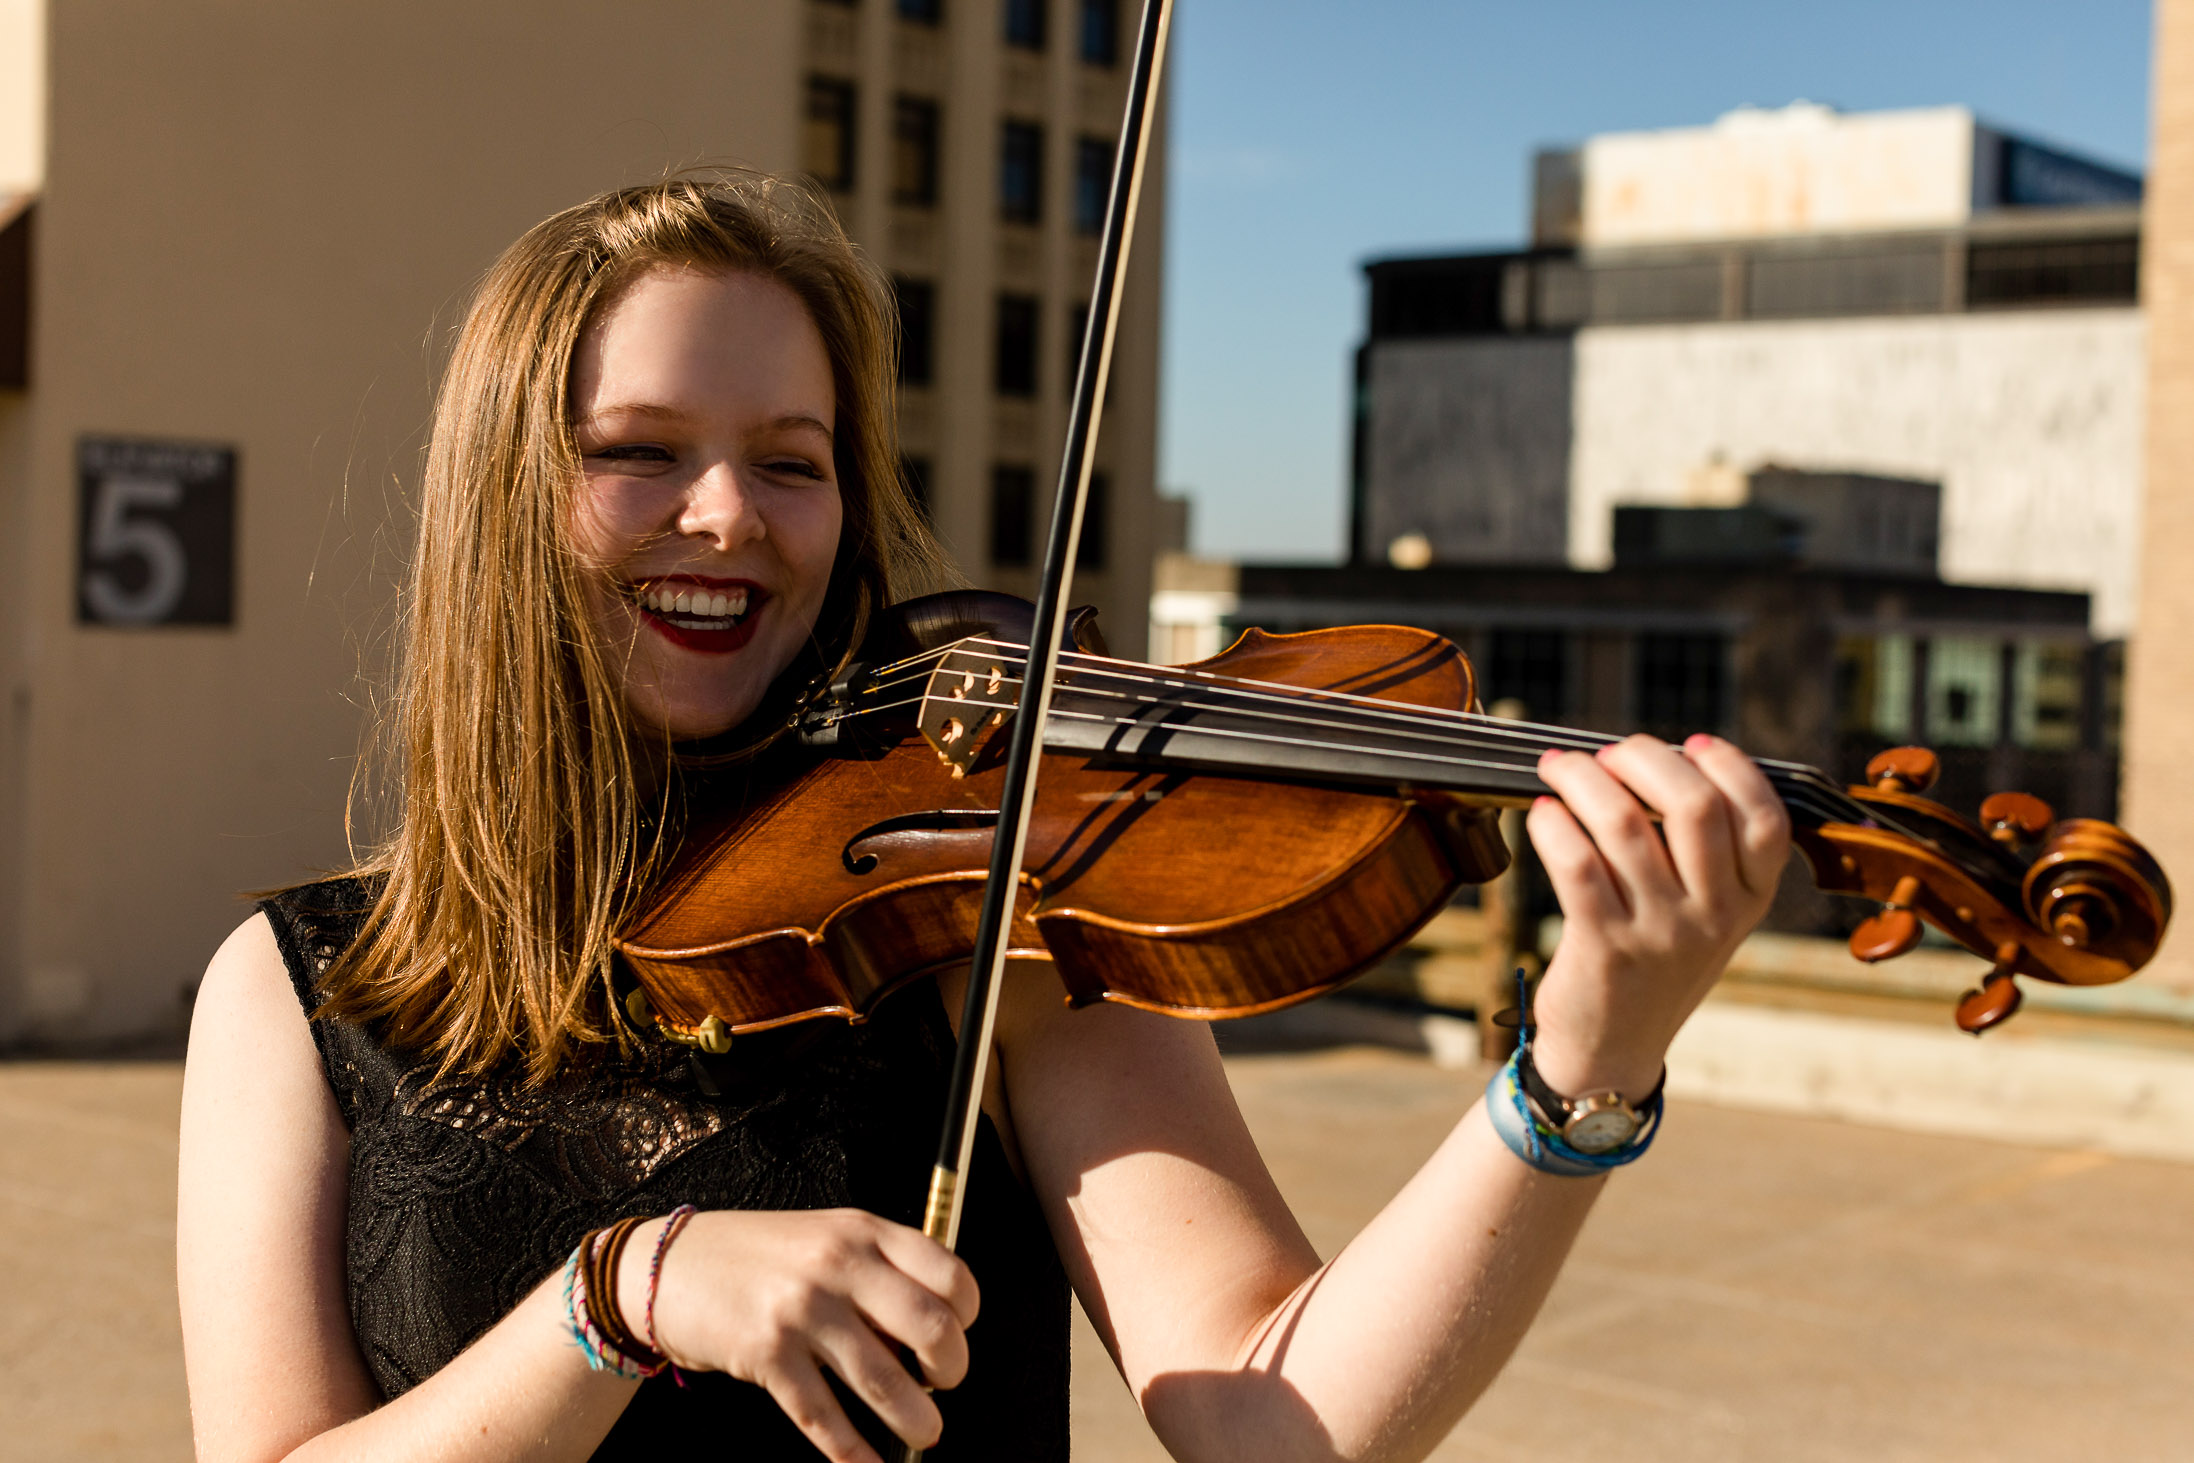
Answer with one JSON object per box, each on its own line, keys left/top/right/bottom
{"left": 863, "top": 640, "right": 1843, "bottom": 795}
{"left": 854, "top": 682, "right": 1887, "bottom": 840}
{"left": 842, "top": 653, "right": 1864, "bottom": 812}
{"left": 839, "top": 640, "right": 1617, "bottom": 752}
{"left": 832, "top": 642, "right": 1962, "bottom": 869}
{"left": 842, "top": 657, "right": 1887, "bottom": 829}
{"left": 861, "top": 640, "right": 1892, "bottom": 816}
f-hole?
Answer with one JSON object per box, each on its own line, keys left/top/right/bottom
{"left": 842, "top": 809, "right": 1003, "bottom": 874}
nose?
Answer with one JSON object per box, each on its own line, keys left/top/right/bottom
{"left": 677, "top": 459, "right": 767, "bottom": 554}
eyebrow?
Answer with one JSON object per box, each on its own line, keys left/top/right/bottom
{"left": 576, "top": 403, "right": 834, "bottom": 439}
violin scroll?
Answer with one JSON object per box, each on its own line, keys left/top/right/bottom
{"left": 1793, "top": 744, "right": 2175, "bottom": 1034}
{"left": 2022, "top": 818, "right": 2172, "bottom": 962}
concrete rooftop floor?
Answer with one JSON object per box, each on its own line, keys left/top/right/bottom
{"left": 5, "top": 1047, "right": 2190, "bottom": 1461}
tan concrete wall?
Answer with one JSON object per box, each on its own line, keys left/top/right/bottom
{"left": 1583, "top": 105, "right": 1977, "bottom": 248}
{"left": 9, "top": 0, "right": 1166, "bottom": 1044}
{"left": 13, "top": 0, "right": 803, "bottom": 1042}
{"left": 0, "top": 0, "right": 42, "bottom": 195}
{"left": 2125, "top": 0, "right": 2194, "bottom": 991}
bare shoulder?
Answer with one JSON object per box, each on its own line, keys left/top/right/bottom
{"left": 182, "top": 908, "right": 338, "bottom": 1160}
{"left": 187, "top": 911, "right": 320, "bottom": 1085}
{"left": 198, "top": 910, "right": 291, "bottom": 1014}
{"left": 180, "top": 911, "right": 377, "bottom": 1456}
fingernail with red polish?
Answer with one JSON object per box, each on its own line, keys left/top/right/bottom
{"left": 1686, "top": 733, "right": 1715, "bottom": 750}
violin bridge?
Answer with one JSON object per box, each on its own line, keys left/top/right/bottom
{"left": 919, "top": 646, "right": 1017, "bottom": 776}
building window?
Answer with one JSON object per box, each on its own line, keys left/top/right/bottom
{"left": 1925, "top": 636, "right": 2001, "bottom": 747}
{"left": 899, "top": 0, "right": 943, "bottom": 22}
{"left": 2012, "top": 641, "right": 2084, "bottom": 751}
{"left": 1075, "top": 471, "right": 1108, "bottom": 570}
{"left": 1079, "top": 0, "right": 1118, "bottom": 64}
{"left": 1005, "top": 0, "right": 1046, "bottom": 49}
{"left": 804, "top": 77, "right": 857, "bottom": 191}
{"left": 901, "top": 456, "right": 933, "bottom": 521}
{"left": 991, "top": 465, "right": 1036, "bottom": 567}
{"left": 1635, "top": 633, "right": 1725, "bottom": 736}
{"left": 1486, "top": 630, "right": 1567, "bottom": 723}
{"left": 892, "top": 96, "right": 941, "bottom": 206}
{"left": 1001, "top": 120, "right": 1044, "bottom": 224}
{"left": 995, "top": 293, "right": 1039, "bottom": 397}
{"left": 1074, "top": 136, "right": 1111, "bottom": 235}
{"left": 1967, "top": 236, "right": 2140, "bottom": 308}
{"left": 1834, "top": 634, "right": 1914, "bottom": 740}
{"left": 894, "top": 277, "right": 935, "bottom": 386}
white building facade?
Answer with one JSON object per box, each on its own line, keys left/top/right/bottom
{"left": 1356, "top": 103, "right": 2147, "bottom": 635}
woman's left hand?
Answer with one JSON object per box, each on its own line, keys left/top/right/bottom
{"left": 1524, "top": 733, "right": 1791, "bottom": 1102}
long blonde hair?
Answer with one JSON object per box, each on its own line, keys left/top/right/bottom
{"left": 324, "top": 171, "right": 947, "bottom": 1082}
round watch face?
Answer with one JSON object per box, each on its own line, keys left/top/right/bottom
{"left": 1565, "top": 1104, "right": 1642, "bottom": 1155}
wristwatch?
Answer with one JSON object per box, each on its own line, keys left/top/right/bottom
{"left": 1516, "top": 1048, "right": 1666, "bottom": 1155}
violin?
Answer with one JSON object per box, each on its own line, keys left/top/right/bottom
{"left": 617, "top": 588, "right": 2173, "bottom": 1045}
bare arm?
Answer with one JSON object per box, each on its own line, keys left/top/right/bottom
{"left": 998, "top": 734, "right": 1789, "bottom": 1463}
{"left": 178, "top": 915, "right": 978, "bottom": 1463}
{"left": 177, "top": 913, "right": 641, "bottom": 1462}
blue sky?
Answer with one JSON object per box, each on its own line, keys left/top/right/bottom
{"left": 1156, "top": 0, "right": 2154, "bottom": 561}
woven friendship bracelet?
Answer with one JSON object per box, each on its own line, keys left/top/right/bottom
{"left": 1483, "top": 1049, "right": 1661, "bottom": 1176}
{"left": 562, "top": 1236, "right": 646, "bottom": 1379}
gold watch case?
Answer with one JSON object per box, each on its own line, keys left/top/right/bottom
{"left": 1561, "top": 1091, "right": 1644, "bottom": 1155}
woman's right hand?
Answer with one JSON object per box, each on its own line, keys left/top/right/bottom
{"left": 632, "top": 1208, "right": 980, "bottom": 1463}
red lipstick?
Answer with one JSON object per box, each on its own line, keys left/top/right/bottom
{"left": 630, "top": 575, "right": 766, "bottom": 655}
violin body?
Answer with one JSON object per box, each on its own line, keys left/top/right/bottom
{"left": 618, "top": 594, "right": 1510, "bottom": 1049}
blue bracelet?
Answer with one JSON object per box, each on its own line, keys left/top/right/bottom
{"left": 1482, "top": 967, "right": 1662, "bottom": 1177}
{"left": 1483, "top": 1049, "right": 1661, "bottom": 1176}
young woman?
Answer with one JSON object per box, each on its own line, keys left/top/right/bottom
{"left": 177, "top": 172, "right": 1789, "bottom": 1463}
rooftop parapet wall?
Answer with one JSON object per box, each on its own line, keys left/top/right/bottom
{"left": 1578, "top": 103, "right": 2141, "bottom": 251}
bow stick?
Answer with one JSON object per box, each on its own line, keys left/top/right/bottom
{"left": 901, "top": 0, "right": 1173, "bottom": 1456}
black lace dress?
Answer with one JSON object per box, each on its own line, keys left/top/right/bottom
{"left": 261, "top": 876, "right": 1071, "bottom": 1460}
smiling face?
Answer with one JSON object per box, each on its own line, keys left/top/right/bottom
{"left": 567, "top": 266, "right": 845, "bottom": 741}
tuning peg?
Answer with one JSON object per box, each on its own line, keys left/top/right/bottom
{"left": 1979, "top": 791, "right": 2054, "bottom": 848}
{"left": 1866, "top": 746, "right": 1940, "bottom": 795}
{"left": 1955, "top": 943, "right": 2025, "bottom": 1035}
{"left": 1849, "top": 874, "right": 1925, "bottom": 962}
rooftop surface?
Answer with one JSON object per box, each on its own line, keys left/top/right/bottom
{"left": 5, "top": 1048, "right": 2187, "bottom": 1460}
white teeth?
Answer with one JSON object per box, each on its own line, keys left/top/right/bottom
{"left": 637, "top": 583, "right": 750, "bottom": 621}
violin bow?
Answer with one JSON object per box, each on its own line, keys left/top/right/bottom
{"left": 900, "top": 0, "right": 1173, "bottom": 1455}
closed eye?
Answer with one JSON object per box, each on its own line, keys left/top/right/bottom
{"left": 766, "top": 458, "right": 830, "bottom": 480}
{"left": 589, "top": 443, "right": 675, "bottom": 464}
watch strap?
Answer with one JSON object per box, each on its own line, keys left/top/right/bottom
{"left": 1515, "top": 1046, "right": 1665, "bottom": 1128}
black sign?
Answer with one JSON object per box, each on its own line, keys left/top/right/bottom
{"left": 76, "top": 436, "right": 236, "bottom": 627}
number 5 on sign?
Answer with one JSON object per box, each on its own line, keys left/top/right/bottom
{"left": 83, "top": 473, "right": 186, "bottom": 623}
{"left": 75, "top": 437, "right": 236, "bottom": 628}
